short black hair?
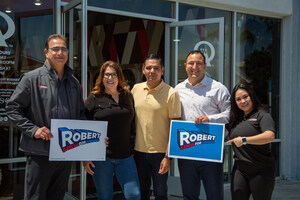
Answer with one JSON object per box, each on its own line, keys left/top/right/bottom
{"left": 186, "top": 50, "right": 206, "bottom": 64}
{"left": 143, "top": 54, "right": 164, "bottom": 67}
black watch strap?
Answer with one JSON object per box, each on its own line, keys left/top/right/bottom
{"left": 164, "top": 155, "right": 172, "bottom": 160}
{"left": 242, "top": 137, "right": 247, "bottom": 145}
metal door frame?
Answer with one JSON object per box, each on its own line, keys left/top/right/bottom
{"left": 166, "top": 17, "right": 225, "bottom": 85}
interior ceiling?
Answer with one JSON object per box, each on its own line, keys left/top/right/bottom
{"left": 0, "top": 0, "right": 53, "bottom": 14}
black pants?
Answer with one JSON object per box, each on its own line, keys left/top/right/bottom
{"left": 134, "top": 151, "right": 168, "bottom": 200}
{"left": 24, "top": 155, "right": 72, "bottom": 200}
{"left": 231, "top": 164, "right": 275, "bottom": 200}
{"left": 178, "top": 159, "right": 224, "bottom": 200}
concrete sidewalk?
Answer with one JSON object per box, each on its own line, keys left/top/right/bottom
{"left": 267, "top": 179, "right": 300, "bottom": 200}
{"left": 169, "top": 179, "right": 300, "bottom": 200}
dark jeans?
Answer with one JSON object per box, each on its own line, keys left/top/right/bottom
{"left": 231, "top": 164, "right": 275, "bottom": 200}
{"left": 178, "top": 159, "right": 224, "bottom": 200}
{"left": 134, "top": 151, "right": 168, "bottom": 200}
{"left": 25, "top": 155, "right": 72, "bottom": 200}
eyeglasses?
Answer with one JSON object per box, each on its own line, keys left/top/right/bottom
{"left": 48, "top": 47, "right": 69, "bottom": 53}
{"left": 104, "top": 73, "right": 118, "bottom": 79}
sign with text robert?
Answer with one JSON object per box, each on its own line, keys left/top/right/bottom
{"left": 168, "top": 120, "right": 225, "bottom": 163}
{"left": 49, "top": 119, "right": 107, "bottom": 161}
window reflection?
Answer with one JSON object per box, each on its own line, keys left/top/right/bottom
{"left": 175, "top": 23, "right": 222, "bottom": 82}
{"left": 0, "top": 163, "right": 25, "bottom": 199}
{"left": 235, "top": 14, "right": 281, "bottom": 177}
{"left": 0, "top": 1, "right": 53, "bottom": 161}
{"left": 0, "top": 125, "right": 25, "bottom": 159}
{"left": 20, "top": 14, "right": 53, "bottom": 73}
{"left": 235, "top": 13, "right": 280, "bottom": 131}
{"left": 0, "top": 1, "right": 54, "bottom": 198}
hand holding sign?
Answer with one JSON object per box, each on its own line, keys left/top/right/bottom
{"left": 50, "top": 119, "right": 107, "bottom": 161}
{"left": 168, "top": 120, "right": 225, "bottom": 163}
{"left": 34, "top": 126, "right": 53, "bottom": 141}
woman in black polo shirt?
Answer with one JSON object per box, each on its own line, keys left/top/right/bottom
{"left": 227, "top": 83, "right": 276, "bottom": 200}
{"left": 83, "top": 61, "right": 140, "bottom": 200}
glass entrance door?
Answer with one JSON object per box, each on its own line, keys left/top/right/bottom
{"left": 167, "top": 17, "right": 225, "bottom": 198}
{"left": 61, "top": 0, "right": 87, "bottom": 98}
{"left": 59, "top": 0, "right": 167, "bottom": 199}
{"left": 168, "top": 17, "right": 224, "bottom": 85}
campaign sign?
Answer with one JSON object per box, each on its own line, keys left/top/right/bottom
{"left": 168, "top": 120, "right": 225, "bottom": 163}
{"left": 49, "top": 119, "right": 107, "bottom": 161}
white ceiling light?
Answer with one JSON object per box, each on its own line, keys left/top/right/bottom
{"left": 34, "top": 0, "right": 43, "bottom": 6}
{"left": 5, "top": 8, "right": 12, "bottom": 13}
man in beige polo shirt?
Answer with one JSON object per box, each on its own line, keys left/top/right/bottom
{"left": 131, "top": 54, "right": 181, "bottom": 200}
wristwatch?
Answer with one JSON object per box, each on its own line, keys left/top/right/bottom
{"left": 242, "top": 137, "right": 247, "bottom": 145}
{"left": 164, "top": 155, "right": 172, "bottom": 160}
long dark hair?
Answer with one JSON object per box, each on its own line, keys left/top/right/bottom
{"left": 228, "top": 83, "right": 261, "bottom": 132}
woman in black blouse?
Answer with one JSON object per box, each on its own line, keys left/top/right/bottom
{"left": 83, "top": 61, "right": 140, "bottom": 200}
{"left": 227, "top": 83, "right": 276, "bottom": 200}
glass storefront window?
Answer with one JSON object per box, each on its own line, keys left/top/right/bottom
{"left": 0, "top": 1, "right": 53, "bottom": 160}
{"left": 88, "top": 0, "right": 173, "bottom": 19}
{"left": 0, "top": 163, "right": 25, "bottom": 199}
{"left": 235, "top": 13, "right": 281, "bottom": 176}
{"left": 20, "top": 14, "right": 53, "bottom": 73}
{"left": 0, "top": 125, "right": 25, "bottom": 158}
{"left": 86, "top": 11, "right": 165, "bottom": 92}
{"left": 235, "top": 13, "right": 281, "bottom": 133}
{"left": 0, "top": 1, "right": 54, "bottom": 198}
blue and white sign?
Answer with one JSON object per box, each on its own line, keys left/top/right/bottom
{"left": 49, "top": 119, "right": 107, "bottom": 161}
{"left": 168, "top": 120, "right": 225, "bottom": 163}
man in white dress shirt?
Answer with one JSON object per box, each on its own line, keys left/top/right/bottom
{"left": 175, "top": 50, "right": 230, "bottom": 200}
